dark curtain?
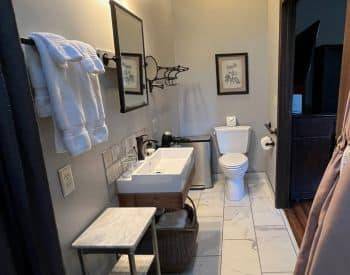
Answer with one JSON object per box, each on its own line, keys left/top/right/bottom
{"left": 0, "top": 0, "right": 65, "bottom": 274}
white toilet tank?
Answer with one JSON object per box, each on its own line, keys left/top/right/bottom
{"left": 214, "top": 126, "right": 251, "bottom": 154}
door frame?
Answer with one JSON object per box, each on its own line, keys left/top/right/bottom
{"left": 275, "top": 0, "right": 296, "bottom": 209}
{"left": 275, "top": 0, "right": 350, "bottom": 208}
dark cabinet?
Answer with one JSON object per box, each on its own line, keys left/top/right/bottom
{"left": 291, "top": 114, "right": 336, "bottom": 200}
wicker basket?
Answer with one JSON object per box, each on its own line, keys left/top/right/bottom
{"left": 137, "top": 196, "right": 199, "bottom": 273}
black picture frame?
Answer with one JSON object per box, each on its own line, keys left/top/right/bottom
{"left": 110, "top": 1, "right": 149, "bottom": 113}
{"left": 122, "top": 53, "right": 144, "bottom": 95}
{"left": 215, "top": 53, "right": 249, "bottom": 95}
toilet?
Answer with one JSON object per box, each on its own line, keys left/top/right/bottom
{"left": 214, "top": 126, "right": 251, "bottom": 201}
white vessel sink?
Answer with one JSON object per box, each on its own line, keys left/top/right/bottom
{"left": 117, "top": 148, "right": 194, "bottom": 193}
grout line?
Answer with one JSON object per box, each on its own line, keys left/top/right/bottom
{"left": 247, "top": 179, "right": 264, "bottom": 275}
{"left": 261, "top": 174, "right": 299, "bottom": 256}
{"left": 220, "top": 181, "right": 225, "bottom": 274}
{"left": 279, "top": 209, "right": 299, "bottom": 255}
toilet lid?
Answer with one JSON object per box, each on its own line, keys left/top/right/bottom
{"left": 219, "top": 153, "right": 248, "bottom": 168}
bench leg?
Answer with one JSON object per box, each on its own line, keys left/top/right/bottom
{"left": 128, "top": 253, "right": 137, "bottom": 275}
{"left": 151, "top": 218, "right": 161, "bottom": 275}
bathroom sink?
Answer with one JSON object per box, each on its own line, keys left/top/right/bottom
{"left": 117, "top": 148, "right": 194, "bottom": 194}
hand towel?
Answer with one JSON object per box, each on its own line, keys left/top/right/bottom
{"left": 29, "top": 33, "right": 91, "bottom": 156}
{"left": 69, "top": 62, "right": 108, "bottom": 145}
{"left": 23, "top": 46, "right": 51, "bottom": 117}
{"left": 71, "top": 40, "right": 105, "bottom": 74}
{"left": 30, "top": 32, "right": 83, "bottom": 68}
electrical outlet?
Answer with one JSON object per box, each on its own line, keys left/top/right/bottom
{"left": 58, "top": 165, "right": 75, "bottom": 198}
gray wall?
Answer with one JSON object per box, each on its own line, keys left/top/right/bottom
{"left": 265, "top": 0, "right": 280, "bottom": 191}
{"left": 296, "top": 0, "right": 346, "bottom": 46}
{"left": 172, "top": 0, "right": 269, "bottom": 172}
{"left": 12, "top": 0, "right": 177, "bottom": 274}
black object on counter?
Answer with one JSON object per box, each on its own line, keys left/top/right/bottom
{"left": 161, "top": 131, "right": 174, "bottom": 147}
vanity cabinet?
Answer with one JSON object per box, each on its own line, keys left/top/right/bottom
{"left": 118, "top": 167, "right": 194, "bottom": 209}
{"left": 291, "top": 114, "right": 336, "bottom": 201}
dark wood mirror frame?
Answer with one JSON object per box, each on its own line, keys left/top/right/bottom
{"left": 110, "top": 1, "right": 149, "bottom": 113}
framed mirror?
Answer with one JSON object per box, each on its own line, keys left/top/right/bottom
{"left": 110, "top": 2, "right": 149, "bottom": 113}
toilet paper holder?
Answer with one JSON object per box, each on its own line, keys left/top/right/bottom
{"left": 265, "top": 140, "right": 275, "bottom": 147}
{"left": 264, "top": 122, "right": 277, "bottom": 135}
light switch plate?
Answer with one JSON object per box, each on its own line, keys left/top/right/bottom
{"left": 102, "top": 149, "right": 113, "bottom": 169}
{"left": 126, "top": 135, "right": 137, "bottom": 154}
{"left": 111, "top": 144, "right": 121, "bottom": 162}
{"left": 58, "top": 165, "right": 75, "bottom": 198}
{"left": 106, "top": 164, "right": 118, "bottom": 185}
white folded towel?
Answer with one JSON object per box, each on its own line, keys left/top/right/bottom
{"left": 29, "top": 33, "right": 92, "bottom": 156}
{"left": 71, "top": 40, "right": 105, "bottom": 74}
{"left": 70, "top": 62, "right": 108, "bottom": 145}
{"left": 157, "top": 210, "right": 188, "bottom": 229}
{"left": 30, "top": 32, "right": 83, "bottom": 68}
{"left": 23, "top": 46, "right": 51, "bottom": 117}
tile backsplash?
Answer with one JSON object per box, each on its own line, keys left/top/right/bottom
{"left": 102, "top": 127, "right": 151, "bottom": 185}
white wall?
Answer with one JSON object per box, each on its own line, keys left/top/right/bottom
{"left": 12, "top": 0, "right": 176, "bottom": 274}
{"left": 266, "top": 0, "right": 281, "bottom": 191}
{"left": 172, "top": 0, "right": 269, "bottom": 172}
{"left": 296, "top": 0, "right": 346, "bottom": 46}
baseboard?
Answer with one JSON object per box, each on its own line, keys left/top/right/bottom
{"left": 280, "top": 209, "right": 300, "bottom": 254}
{"left": 245, "top": 172, "right": 269, "bottom": 182}
{"left": 212, "top": 173, "right": 225, "bottom": 181}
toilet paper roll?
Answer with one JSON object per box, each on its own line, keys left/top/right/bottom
{"left": 226, "top": 116, "right": 237, "bottom": 127}
{"left": 261, "top": 136, "right": 274, "bottom": 151}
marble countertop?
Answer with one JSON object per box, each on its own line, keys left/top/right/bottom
{"left": 72, "top": 207, "right": 156, "bottom": 251}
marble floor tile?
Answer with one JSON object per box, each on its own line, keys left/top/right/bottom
{"left": 197, "top": 204, "right": 224, "bottom": 217}
{"left": 197, "top": 192, "right": 224, "bottom": 217}
{"left": 188, "top": 190, "right": 202, "bottom": 200}
{"left": 180, "top": 256, "right": 221, "bottom": 275}
{"left": 200, "top": 191, "right": 225, "bottom": 202}
{"left": 248, "top": 179, "right": 273, "bottom": 199}
{"left": 223, "top": 207, "right": 255, "bottom": 240}
{"left": 251, "top": 196, "right": 284, "bottom": 226}
{"left": 255, "top": 226, "right": 296, "bottom": 273}
{"left": 203, "top": 179, "right": 225, "bottom": 193}
{"left": 196, "top": 217, "right": 223, "bottom": 256}
{"left": 224, "top": 185, "right": 250, "bottom": 207}
{"left": 221, "top": 240, "right": 261, "bottom": 275}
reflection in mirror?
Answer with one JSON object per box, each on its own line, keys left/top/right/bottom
{"left": 145, "top": 56, "right": 158, "bottom": 81}
{"left": 110, "top": 2, "right": 148, "bottom": 113}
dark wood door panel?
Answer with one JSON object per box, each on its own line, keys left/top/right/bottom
{"left": 291, "top": 137, "right": 332, "bottom": 200}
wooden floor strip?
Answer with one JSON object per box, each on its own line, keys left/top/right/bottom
{"left": 284, "top": 200, "right": 313, "bottom": 247}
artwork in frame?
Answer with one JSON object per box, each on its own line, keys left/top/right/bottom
{"left": 215, "top": 53, "right": 249, "bottom": 95}
{"left": 121, "top": 53, "right": 143, "bottom": 95}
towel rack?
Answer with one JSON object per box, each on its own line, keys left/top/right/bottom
{"left": 20, "top": 37, "right": 117, "bottom": 69}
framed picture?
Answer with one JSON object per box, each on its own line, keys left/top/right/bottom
{"left": 215, "top": 53, "right": 249, "bottom": 95}
{"left": 121, "top": 53, "right": 143, "bottom": 95}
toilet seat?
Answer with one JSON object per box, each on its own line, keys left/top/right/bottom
{"left": 219, "top": 153, "right": 248, "bottom": 169}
